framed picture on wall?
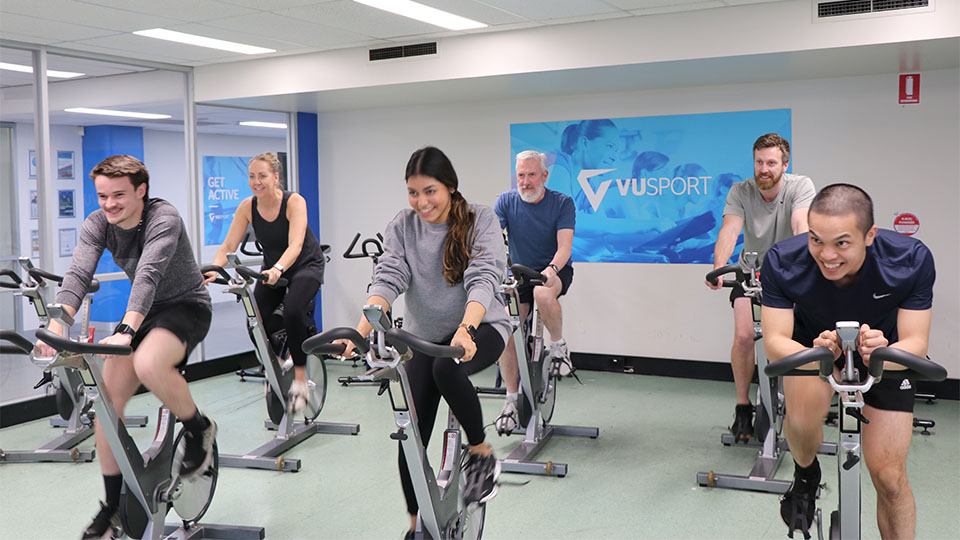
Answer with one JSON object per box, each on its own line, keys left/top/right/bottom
{"left": 29, "top": 150, "right": 37, "bottom": 178}
{"left": 30, "top": 190, "right": 38, "bottom": 219}
{"left": 58, "top": 189, "right": 76, "bottom": 218}
{"left": 31, "top": 230, "right": 40, "bottom": 258}
{"left": 59, "top": 228, "right": 77, "bottom": 258}
{"left": 57, "top": 150, "right": 75, "bottom": 179}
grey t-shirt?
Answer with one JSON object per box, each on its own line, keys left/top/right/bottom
{"left": 724, "top": 173, "right": 815, "bottom": 268}
{"left": 57, "top": 199, "right": 211, "bottom": 315}
{"left": 368, "top": 204, "right": 511, "bottom": 346}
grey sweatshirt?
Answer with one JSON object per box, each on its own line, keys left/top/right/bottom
{"left": 369, "top": 204, "right": 511, "bottom": 345}
{"left": 57, "top": 199, "right": 211, "bottom": 316}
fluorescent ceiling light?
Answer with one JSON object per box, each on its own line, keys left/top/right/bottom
{"left": 65, "top": 107, "right": 172, "bottom": 120}
{"left": 239, "top": 121, "right": 288, "bottom": 129}
{"left": 0, "top": 62, "right": 84, "bottom": 79}
{"left": 133, "top": 28, "right": 276, "bottom": 55}
{"left": 353, "top": 0, "right": 487, "bottom": 30}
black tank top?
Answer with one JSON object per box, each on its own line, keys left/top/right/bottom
{"left": 251, "top": 191, "right": 324, "bottom": 277}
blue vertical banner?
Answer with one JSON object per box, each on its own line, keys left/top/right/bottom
{"left": 297, "top": 112, "right": 323, "bottom": 331}
{"left": 202, "top": 156, "right": 251, "bottom": 245}
{"left": 509, "top": 109, "right": 791, "bottom": 263}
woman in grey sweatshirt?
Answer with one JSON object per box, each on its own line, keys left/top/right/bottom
{"left": 343, "top": 146, "right": 510, "bottom": 535}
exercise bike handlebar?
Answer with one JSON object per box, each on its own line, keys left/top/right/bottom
{"left": 234, "top": 265, "right": 288, "bottom": 288}
{"left": 200, "top": 265, "right": 232, "bottom": 285}
{"left": 302, "top": 327, "right": 370, "bottom": 356}
{"left": 27, "top": 267, "right": 64, "bottom": 285}
{"left": 705, "top": 264, "right": 746, "bottom": 288}
{"left": 869, "top": 347, "right": 947, "bottom": 381}
{"left": 0, "top": 269, "right": 22, "bottom": 288}
{"left": 510, "top": 263, "right": 546, "bottom": 285}
{"left": 343, "top": 232, "right": 384, "bottom": 259}
{"left": 36, "top": 328, "right": 132, "bottom": 356}
{"left": 239, "top": 232, "right": 262, "bottom": 257}
{"left": 1, "top": 330, "right": 33, "bottom": 355}
{"left": 765, "top": 346, "right": 947, "bottom": 383}
{"left": 385, "top": 328, "right": 465, "bottom": 359}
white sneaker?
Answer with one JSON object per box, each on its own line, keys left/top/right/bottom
{"left": 495, "top": 397, "right": 519, "bottom": 435}
{"left": 287, "top": 379, "right": 308, "bottom": 415}
{"left": 551, "top": 341, "right": 573, "bottom": 377}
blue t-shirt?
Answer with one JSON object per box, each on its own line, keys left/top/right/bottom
{"left": 761, "top": 229, "right": 935, "bottom": 346}
{"left": 494, "top": 188, "right": 576, "bottom": 270}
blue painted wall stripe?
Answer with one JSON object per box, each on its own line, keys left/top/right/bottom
{"left": 296, "top": 112, "right": 323, "bottom": 331}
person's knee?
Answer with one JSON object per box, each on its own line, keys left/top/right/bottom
{"left": 869, "top": 462, "right": 909, "bottom": 502}
{"left": 784, "top": 389, "right": 829, "bottom": 428}
{"left": 533, "top": 285, "right": 560, "bottom": 307}
{"left": 732, "top": 326, "right": 755, "bottom": 352}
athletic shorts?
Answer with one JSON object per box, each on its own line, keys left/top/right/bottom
{"left": 124, "top": 301, "right": 212, "bottom": 369}
{"left": 834, "top": 357, "right": 916, "bottom": 413}
{"left": 518, "top": 265, "right": 574, "bottom": 305}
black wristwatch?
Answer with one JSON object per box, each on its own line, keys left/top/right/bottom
{"left": 114, "top": 323, "right": 137, "bottom": 339}
{"left": 548, "top": 263, "right": 561, "bottom": 275}
{"left": 457, "top": 323, "right": 478, "bottom": 343}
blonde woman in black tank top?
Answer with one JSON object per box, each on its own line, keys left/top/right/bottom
{"left": 205, "top": 152, "right": 325, "bottom": 413}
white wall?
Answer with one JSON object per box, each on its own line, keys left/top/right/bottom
{"left": 316, "top": 68, "right": 960, "bottom": 377}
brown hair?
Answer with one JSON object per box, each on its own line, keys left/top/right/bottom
{"left": 90, "top": 155, "right": 150, "bottom": 199}
{"left": 405, "top": 146, "right": 475, "bottom": 286}
{"left": 753, "top": 133, "right": 791, "bottom": 164}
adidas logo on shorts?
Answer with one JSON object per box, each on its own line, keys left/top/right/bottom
{"left": 899, "top": 378, "right": 912, "bottom": 391}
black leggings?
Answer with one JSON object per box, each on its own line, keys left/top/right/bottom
{"left": 253, "top": 266, "right": 321, "bottom": 367}
{"left": 399, "top": 324, "right": 504, "bottom": 515}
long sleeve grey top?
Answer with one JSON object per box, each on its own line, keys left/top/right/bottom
{"left": 369, "top": 204, "right": 511, "bottom": 346}
{"left": 57, "top": 199, "right": 211, "bottom": 316}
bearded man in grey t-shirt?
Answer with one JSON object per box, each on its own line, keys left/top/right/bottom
{"left": 704, "top": 133, "right": 815, "bottom": 442}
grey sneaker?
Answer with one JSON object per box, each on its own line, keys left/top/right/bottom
{"left": 81, "top": 502, "right": 121, "bottom": 540}
{"left": 287, "top": 379, "right": 309, "bottom": 415}
{"left": 495, "top": 397, "right": 519, "bottom": 435}
{"left": 463, "top": 452, "right": 500, "bottom": 506}
{"left": 179, "top": 417, "right": 217, "bottom": 479}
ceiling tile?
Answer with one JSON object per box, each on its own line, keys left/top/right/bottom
{"left": 201, "top": 12, "right": 374, "bottom": 49}
{"left": 475, "top": 0, "right": 622, "bottom": 21}
{"left": 629, "top": 1, "right": 727, "bottom": 16}
{"left": 604, "top": 0, "right": 704, "bottom": 9}
{"left": 278, "top": 0, "right": 443, "bottom": 39}
{"left": 80, "top": 0, "right": 259, "bottom": 22}
{"left": 68, "top": 34, "right": 233, "bottom": 63}
{"left": 0, "top": 13, "right": 119, "bottom": 42}
{"left": 216, "top": 0, "right": 330, "bottom": 9}
{"left": 418, "top": 0, "right": 530, "bottom": 26}
{"left": 1, "top": 0, "right": 182, "bottom": 32}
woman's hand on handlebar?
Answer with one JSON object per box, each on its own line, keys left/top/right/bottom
{"left": 858, "top": 324, "right": 888, "bottom": 366}
{"left": 202, "top": 270, "right": 220, "bottom": 285}
{"left": 813, "top": 330, "right": 842, "bottom": 362}
{"left": 334, "top": 338, "right": 357, "bottom": 360}
{"left": 262, "top": 267, "right": 282, "bottom": 286}
{"left": 451, "top": 327, "right": 477, "bottom": 362}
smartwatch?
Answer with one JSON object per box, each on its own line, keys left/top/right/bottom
{"left": 272, "top": 263, "right": 285, "bottom": 273}
{"left": 457, "top": 323, "right": 478, "bottom": 343}
{"left": 548, "top": 263, "right": 561, "bottom": 275}
{"left": 114, "top": 323, "right": 137, "bottom": 339}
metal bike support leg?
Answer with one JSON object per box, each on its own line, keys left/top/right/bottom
{"left": 219, "top": 417, "right": 359, "bottom": 472}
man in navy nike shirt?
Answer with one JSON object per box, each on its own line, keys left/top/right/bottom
{"left": 761, "top": 183, "right": 935, "bottom": 540}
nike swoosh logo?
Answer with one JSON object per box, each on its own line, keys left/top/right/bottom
{"left": 873, "top": 293, "right": 892, "bottom": 299}
{"left": 577, "top": 168, "right": 616, "bottom": 212}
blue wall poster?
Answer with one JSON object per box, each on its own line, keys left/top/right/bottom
{"left": 203, "top": 156, "right": 251, "bottom": 246}
{"left": 509, "top": 109, "right": 791, "bottom": 264}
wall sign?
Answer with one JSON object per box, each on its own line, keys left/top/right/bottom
{"left": 893, "top": 212, "right": 920, "bottom": 236}
{"left": 203, "top": 156, "right": 252, "bottom": 246}
{"left": 899, "top": 74, "right": 920, "bottom": 105}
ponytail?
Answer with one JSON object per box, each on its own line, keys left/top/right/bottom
{"left": 443, "top": 191, "right": 475, "bottom": 285}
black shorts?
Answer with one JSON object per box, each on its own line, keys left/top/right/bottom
{"left": 728, "top": 282, "right": 747, "bottom": 307}
{"left": 518, "top": 265, "right": 574, "bottom": 305}
{"left": 124, "top": 301, "right": 212, "bottom": 369}
{"left": 833, "top": 357, "right": 916, "bottom": 413}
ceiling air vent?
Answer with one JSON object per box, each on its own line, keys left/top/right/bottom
{"left": 816, "top": 0, "right": 930, "bottom": 18}
{"left": 369, "top": 42, "right": 437, "bottom": 62}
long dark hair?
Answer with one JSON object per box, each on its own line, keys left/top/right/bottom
{"left": 405, "top": 146, "right": 475, "bottom": 286}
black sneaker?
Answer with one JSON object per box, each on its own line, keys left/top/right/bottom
{"left": 730, "top": 403, "right": 754, "bottom": 443}
{"left": 81, "top": 502, "right": 121, "bottom": 540}
{"left": 780, "top": 470, "right": 819, "bottom": 539}
{"left": 463, "top": 451, "right": 500, "bottom": 506}
{"left": 179, "top": 417, "right": 217, "bottom": 479}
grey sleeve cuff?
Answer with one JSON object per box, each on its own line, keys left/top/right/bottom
{"left": 367, "top": 284, "right": 399, "bottom": 306}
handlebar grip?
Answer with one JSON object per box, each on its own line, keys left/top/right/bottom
{"left": 303, "top": 327, "right": 369, "bottom": 355}
{"left": 0, "top": 330, "right": 34, "bottom": 354}
{"left": 233, "top": 265, "right": 287, "bottom": 288}
{"left": 706, "top": 264, "right": 744, "bottom": 286}
{"left": 385, "top": 328, "right": 465, "bottom": 359}
{"left": 36, "top": 328, "right": 132, "bottom": 356}
{"left": 28, "top": 267, "right": 64, "bottom": 285}
{"left": 200, "top": 265, "right": 232, "bottom": 285}
{"left": 361, "top": 238, "right": 384, "bottom": 258}
{"left": 87, "top": 279, "right": 100, "bottom": 293}
{"left": 765, "top": 347, "right": 834, "bottom": 378}
{"left": 510, "top": 263, "right": 546, "bottom": 285}
{"left": 239, "top": 232, "right": 263, "bottom": 257}
{"left": 0, "top": 269, "right": 22, "bottom": 287}
{"left": 869, "top": 347, "right": 947, "bottom": 382}
{"left": 343, "top": 233, "right": 366, "bottom": 259}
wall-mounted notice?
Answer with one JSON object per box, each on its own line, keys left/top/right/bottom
{"left": 893, "top": 212, "right": 920, "bottom": 236}
{"left": 509, "top": 109, "right": 792, "bottom": 263}
{"left": 203, "top": 156, "right": 252, "bottom": 246}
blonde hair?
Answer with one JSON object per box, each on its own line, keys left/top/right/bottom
{"left": 250, "top": 152, "right": 284, "bottom": 188}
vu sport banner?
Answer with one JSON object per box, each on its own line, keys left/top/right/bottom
{"left": 509, "top": 109, "right": 791, "bottom": 264}
{"left": 203, "top": 156, "right": 252, "bottom": 246}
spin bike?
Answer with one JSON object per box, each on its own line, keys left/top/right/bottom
{"left": 766, "top": 322, "right": 947, "bottom": 540}
{"left": 303, "top": 305, "right": 485, "bottom": 540}
{"left": 203, "top": 253, "right": 359, "bottom": 473}
{"left": 34, "top": 309, "right": 264, "bottom": 540}
{"left": 496, "top": 264, "right": 599, "bottom": 478}
{"left": 697, "top": 253, "right": 836, "bottom": 494}
{"left": 336, "top": 232, "right": 390, "bottom": 386}
{"left": 0, "top": 259, "right": 146, "bottom": 464}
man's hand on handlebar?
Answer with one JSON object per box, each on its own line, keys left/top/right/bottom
{"left": 451, "top": 327, "right": 477, "bottom": 362}
{"left": 813, "top": 330, "right": 842, "bottom": 362}
{"left": 705, "top": 276, "right": 723, "bottom": 290}
{"left": 98, "top": 332, "right": 133, "bottom": 355}
{"left": 541, "top": 266, "right": 561, "bottom": 289}
{"left": 202, "top": 270, "right": 220, "bottom": 285}
{"left": 858, "top": 324, "right": 888, "bottom": 366}
{"left": 262, "top": 267, "right": 282, "bottom": 286}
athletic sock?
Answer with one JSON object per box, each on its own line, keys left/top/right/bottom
{"left": 795, "top": 458, "right": 821, "bottom": 485}
{"left": 181, "top": 409, "right": 210, "bottom": 436}
{"left": 103, "top": 474, "right": 123, "bottom": 510}
{"left": 506, "top": 392, "right": 519, "bottom": 402}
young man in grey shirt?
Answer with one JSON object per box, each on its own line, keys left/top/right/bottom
{"left": 704, "top": 134, "right": 815, "bottom": 442}
{"left": 35, "top": 155, "right": 215, "bottom": 540}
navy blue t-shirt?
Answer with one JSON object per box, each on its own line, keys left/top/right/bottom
{"left": 762, "top": 229, "right": 935, "bottom": 346}
{"left": 494, "top": 188, "right": 575, "bottom": 270}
